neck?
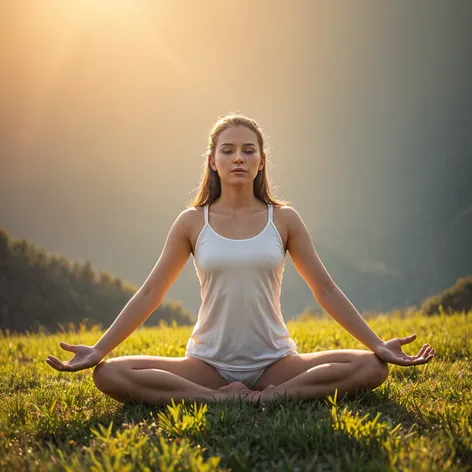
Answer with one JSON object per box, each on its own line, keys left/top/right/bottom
{"left": 215, "top": 185, "right": 261, "bottom": 212}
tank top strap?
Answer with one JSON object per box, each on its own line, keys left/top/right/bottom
{"left": 268, "top": 203, "right": 273, "bottom": 223}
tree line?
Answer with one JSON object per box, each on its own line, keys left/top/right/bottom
{"left": 0, "top": 228, "right": 196, "bottom": 335}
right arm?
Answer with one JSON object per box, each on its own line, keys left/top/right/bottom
{"left": 92, "top": 209, "right": 193, "bottom": 357}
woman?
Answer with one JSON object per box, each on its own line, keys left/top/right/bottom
{"left": 46, "top": 114, "right": 435, "bottom": 406}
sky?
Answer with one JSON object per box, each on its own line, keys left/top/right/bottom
{"left": 1, "top": 0, "right": 471, "bottom": 315}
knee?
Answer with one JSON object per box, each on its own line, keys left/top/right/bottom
{"left": 367, "top": 353, "right": 389, "bottom": 388}
{"left": 92, "top": 360, "right": 117, "bottom": 393}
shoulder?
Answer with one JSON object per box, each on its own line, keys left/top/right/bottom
{"left": 182, "top": 206, "right": 204, "bottom": 218}
{"left": 174, "top": 206, "right": 206, "bottom": 237}
{"left": 272, "top": 205, "right": 309, "bottom": 247}
{"left": 272, "top": 204, "right": 304, "bottom": 228}
{"left": 169, "top": 207, "right": 202, "bottom": 234}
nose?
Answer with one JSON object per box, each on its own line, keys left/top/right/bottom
{"left": 234, "top": 153, "right": 244, "bottom": 163}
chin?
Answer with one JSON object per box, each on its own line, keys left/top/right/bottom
{"left": 230, "top": 173, "right": 250, "bottom": 178}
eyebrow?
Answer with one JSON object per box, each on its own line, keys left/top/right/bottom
{"left": 219, "top": 143, "right": 256, "bottom": 148}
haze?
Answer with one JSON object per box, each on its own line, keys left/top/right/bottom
{"left": 2, "top": 0, "right": 471, "bottom": 316}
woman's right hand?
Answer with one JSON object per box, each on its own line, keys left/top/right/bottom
{"left": 46, "top": 342, "right": 104, "bottom": 372}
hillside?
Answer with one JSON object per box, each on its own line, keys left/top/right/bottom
{"left": 1, "top": 311, "right": 470, "bottom": 470}
{"left": 353, "top": 154, "right": 472, "bottom": 305}
{"left": 0, "top": 229, "right": 195, "bottom": 334}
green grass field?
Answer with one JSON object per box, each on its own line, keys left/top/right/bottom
{"left": 1, "top": 311, "right": 470, "bottom": 471}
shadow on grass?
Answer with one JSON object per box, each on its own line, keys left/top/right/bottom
{"left": 51, "top": 389, "right": 422, "bottom": 470}
{"left": 34, "top": 384, "right": 426, "bottom": 472}
{"left": 204, "top": 390, "right": 424, "bottom": 470}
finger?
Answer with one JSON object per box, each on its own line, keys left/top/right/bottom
{"left": 400, "top": 354, "right": 417, "bottom": 362}
{"left": 45, "top": 358, "right": 58, "bottom": 370}
{"left": 395, "top": 352, "right": 427, "bottom": 365}
{"left": 401, "top": 356, "right": 417, "bottom": 365}
{"left": 413, "top": 344, "right": 430, "bottom": 359}
{"left": 399, "top": 334, "right": 417, "bottom": 345}
{"left": 419, "top": 346, "right": 434, "bottom": 359}
{"left": 60, "top": 342, "right": 77, "bottom": 353}
{"left": 48, "top": 357, "right": 67, "bottom": 371}
{"left": 67, "top": 361, "right": 86, "bottom": 372}
{"left": 47, "top": 355, "right": 64, "bottom": 365}
{"left": 405, "top": 346, "right": 429, "bottom": 360}
{"left": 400, "top": 343, "right": 431, "bottom": 361}
{"left": 46, "top": 357, "right": 65, "bottom": 371}
{"left": 408, "top": 354, "right": 434, "bottom": 366}
{"left": 49, "top": 356, "right": 76, "bottom": 371}
{"left": 399, "top": 348, "right": 435, "bottom": 365}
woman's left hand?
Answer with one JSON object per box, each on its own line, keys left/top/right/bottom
{"left": 374, "top": 334, "right": 435, "bottom": 366}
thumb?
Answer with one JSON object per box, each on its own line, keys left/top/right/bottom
{"left": 60, "top": 342, "right": 77, "bottom": 352}
{"left": 400, "top": 334, "right": 417, "bottom": 345}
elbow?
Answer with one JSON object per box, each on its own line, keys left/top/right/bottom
{"left": 315, "top": 282, "right": 338, "bottom": 301}
{"left": 140, "top": 284, "right": 154, "bottom": 298}
{"left": 140, "top": 277, "right": 164, "bottom": 299}
{"left": 138, "top": 285, "right": 162, "bottom": 308}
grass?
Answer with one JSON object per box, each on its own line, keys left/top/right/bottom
{"left": 0, "top": 311, "right": 471, "bottom": 471}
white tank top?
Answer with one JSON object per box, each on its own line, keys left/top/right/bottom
{"left": 185, "top": 202, "right": 298, "bottom": 371}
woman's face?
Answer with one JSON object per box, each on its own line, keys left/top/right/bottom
{"left": 210, "top": 126, "right": 264, "bottom": 184}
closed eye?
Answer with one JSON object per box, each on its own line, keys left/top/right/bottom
{"left": 222, "top": 150, "right": 255, "bottom": 154}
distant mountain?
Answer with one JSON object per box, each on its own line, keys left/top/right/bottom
{"left": 279, "top": 244, "right": 404, "bottom": 316}
{"left": 279, "top": 155, "right": 472, "bottom": 316}
{"left": 367, "top": 155, "right": 472, "bottom": 303}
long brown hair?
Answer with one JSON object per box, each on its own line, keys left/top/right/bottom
{"left": 187, "top": 113, "right": 292, "bottom": 208}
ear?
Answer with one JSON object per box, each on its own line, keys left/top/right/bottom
{"left": 208, "top": 154, "right": 216, "bottom": 171}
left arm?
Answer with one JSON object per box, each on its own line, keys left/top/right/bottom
{"left": 284, "top": 206, "right": 385, "bottom": 353}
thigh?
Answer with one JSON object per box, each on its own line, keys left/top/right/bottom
{"left": 94, "top": 355, "right": 230, "bottom": 390}
{"left": 253, "top": 349, "right": 382, "bottom": 390}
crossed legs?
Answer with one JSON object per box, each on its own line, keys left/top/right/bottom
{"left": 92, "top": 355, "right": 230, "bottom": 406}
{"left": 250, "top": 349, "right": 389, "bottom": 402}
{"left": 92, "top": 349, "right": 389, "bottom": 406}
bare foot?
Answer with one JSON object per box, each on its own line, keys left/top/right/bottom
{"left": 243, "top": 385, "right": 278, "bottom": 404}
{"left": 217, "top": 382, "right": 249, "bottom": 393}
{"left": 217, "top": 382, "right": 261, "bottom": 400}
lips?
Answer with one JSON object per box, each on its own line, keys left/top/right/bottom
{"left": 231, "top": 169, "right": 247, "bottom": 173}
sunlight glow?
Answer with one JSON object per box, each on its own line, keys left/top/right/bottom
{"left": 13, "top": 0, "right": 186, "bottom": 153}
